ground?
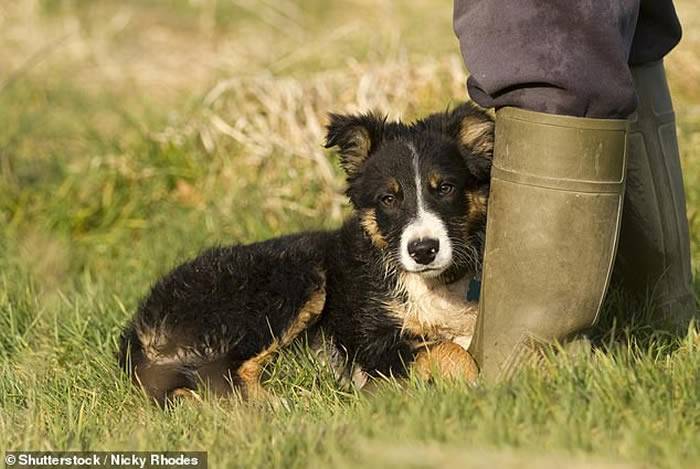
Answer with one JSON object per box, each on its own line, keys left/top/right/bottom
{"left": 1, "top": 1, "right": 699, "bottom": 468}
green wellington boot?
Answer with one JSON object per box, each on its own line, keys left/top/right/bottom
{"left": 614, "top": 61, "right": 697, "bottom": 325}
{"left": 469, "top": 107, "right": 628, "bottom": 381}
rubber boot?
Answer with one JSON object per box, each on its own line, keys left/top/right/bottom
{"left": 614, "top": 61, "right": 697, "bottom": 325}
{"left": 469, "top": 107, "right": 628, "bottom": 381}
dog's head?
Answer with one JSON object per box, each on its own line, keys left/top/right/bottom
{"left": 325, "top": 102, "right": 494, "bottom": 281}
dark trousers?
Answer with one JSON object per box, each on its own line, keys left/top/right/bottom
{"left": 453, "top": 0, "right": 682, "bottom": 118}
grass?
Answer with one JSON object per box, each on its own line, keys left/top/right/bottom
{"left": 1, "top": 0, "right": 699, "bottom": 467}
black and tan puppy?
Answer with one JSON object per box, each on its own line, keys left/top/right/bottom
{"left": 118, "top": 102, "right": 493, "bottom": 405}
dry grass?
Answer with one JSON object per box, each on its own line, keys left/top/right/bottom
{"left": 0, "top": 0, "right": 470, "bottom": 225}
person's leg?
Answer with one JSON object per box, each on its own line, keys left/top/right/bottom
{"left": 615, "top": 1, "right": 696, "bottom": 325}
{"left": 454, "top": 0, "right": 640, "bottom": 119}
{"left": 453, "top": 0, "right": 638, "bottom": 380}
{"left": 628, "top": 0, "right": 682, "bottom": 66}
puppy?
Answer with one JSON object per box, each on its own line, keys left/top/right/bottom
{"left": 118, "top": 102, "right": 493, "bottom": 405}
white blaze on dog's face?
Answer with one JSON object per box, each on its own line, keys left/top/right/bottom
{"left": 399, "top": 143, "right": 453, "bottom": 277}
{"left": 325, "top": 103, "right": 495, "bottom": 282}
{"left": 343, "top": 135, "right": 486, "bottom": 282}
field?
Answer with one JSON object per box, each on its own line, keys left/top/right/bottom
{"left": 1, "top": 1, "right": 699, "bottom": 467}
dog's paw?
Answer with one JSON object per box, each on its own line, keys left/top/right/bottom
{"left": 413, "top": 341, "right": 479, "bottom": 384}
{"left": 169, "top": 388, "right": 203, "bottom": 403}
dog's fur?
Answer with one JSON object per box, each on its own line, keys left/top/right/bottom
{"left": 118, "top": 102, "right": 494, "bottom": 405}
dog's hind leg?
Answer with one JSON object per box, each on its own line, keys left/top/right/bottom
{"left": 171, "top": 388, "right": 203, "bottom": 402}
{"left": 119, "top": 322, "right": 202, "bottom": 406}
{"left": 237, "top": 280, "right": 327, "bottom": 401}
{"left": 129, "top": 362, "right": 199, "bottom": 407}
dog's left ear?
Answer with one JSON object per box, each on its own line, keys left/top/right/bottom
{"left": 420, "top": 102, "right": 495, "bottom": 182}
{"left": 324, "top": 112, "right": 386, "bottom": 178}
{"left": 455, "top": 106, "right": 494, "bottom": 156}
{"left": 457, "top": 106, "right": 494, "bottom": 183}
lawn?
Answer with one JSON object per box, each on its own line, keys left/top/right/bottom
{"left": 1, "top": 1, "right": 699, "bottom": 468}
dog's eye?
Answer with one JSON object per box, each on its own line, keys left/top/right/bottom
{"left": 437, "top": 182, "right": 455, "bottom": 196}
{"left": 380, "top": 194, "right": 396, "bottom": 206}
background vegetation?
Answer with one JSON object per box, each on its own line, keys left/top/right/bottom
{"left": 1, "top": 1, "right": 699, "bottom": 467}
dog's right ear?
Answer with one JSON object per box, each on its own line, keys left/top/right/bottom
{"left": 325, "top": 113, "right": 386, "bottom": 177}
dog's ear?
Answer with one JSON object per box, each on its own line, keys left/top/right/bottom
{"left": 452, "top": 104, "right": 494, "bottom": 183}
{"left": 420, "top": 102, "right": 495, "bottom": 182}
{"left": 455, "top": 105, "right": 494, "bottom": 157}
{"left": 325, "top": 112, "right": 386, "bottom": 177}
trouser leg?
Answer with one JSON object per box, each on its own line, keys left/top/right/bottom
{"left": 629, "top": 0, "right": 683, "bottom": 66}
{"left": 454, "top": 0, "right": 683, "bottom": 117}
{"left": 453, "top": 0, "right": 641, "bottom": 118}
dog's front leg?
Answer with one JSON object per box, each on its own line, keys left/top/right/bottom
{"left": 412, "top": 341, "right": 479, "bottom": 383}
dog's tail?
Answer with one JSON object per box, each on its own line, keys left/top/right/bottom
{"left": 117, "top": 324, "right": 197, "bottom": 407}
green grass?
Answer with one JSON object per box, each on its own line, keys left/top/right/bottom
{"left": 1, "top": 1, "right": 699, "bottom": 467}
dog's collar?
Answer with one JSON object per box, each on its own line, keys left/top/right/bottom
{"left": 441, "top": 271, "right": 481, "bottom": 301}
{"left": 466, "top": 276, "right": 481, "bottom": 302}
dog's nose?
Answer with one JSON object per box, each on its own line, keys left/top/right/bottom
{"left": 408, "top": 239, "right": 439, "bottom": 265}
